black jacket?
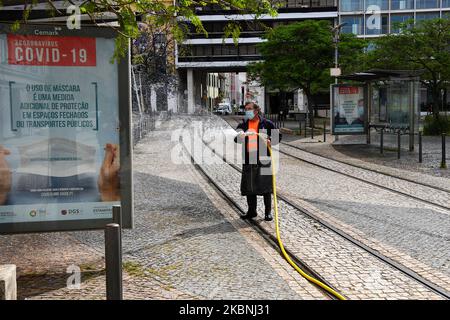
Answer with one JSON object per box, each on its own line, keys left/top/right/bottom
{"left": 234, "top": 115, "right": 281, "bottom": 196}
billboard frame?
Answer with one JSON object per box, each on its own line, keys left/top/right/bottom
{"left": 0, "top": 23, "right": 133, "bottom": 234}
{"left": 331, "top": 83, "right": 369, "bottom": 136}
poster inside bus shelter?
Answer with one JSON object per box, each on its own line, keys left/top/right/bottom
{"left": 0, "top": 30, "right": 121, "bottom": 229}
{"left": 332, "top": 85, "right": 366, "bottom": 135}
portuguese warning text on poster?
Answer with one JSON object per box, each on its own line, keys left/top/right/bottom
{"left": 0, "top": 33, "right": 120, "bottom": 225}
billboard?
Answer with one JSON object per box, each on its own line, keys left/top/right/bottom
{"left": 0, "top": 24, "right": 132, "bottom": 233}
{"left": 332, "top": 85, "right": 366, "bottom": 135}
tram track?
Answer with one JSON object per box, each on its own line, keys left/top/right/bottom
{"left": 278, "top": 144, "right": 450, "bottom": 211}
{"left": 181, "top": 138, "right": 341, "bottom": 300}
{"left": 280, "top": 141, "right": 450, "bottom": 194}
{"left": 184, "top": 116, "right": 450, "bottom": 299}
{"left": 224, "top": 115, "right": 450, "bottom": 212}
{"left": 200, "top": 137, "right": 450, "bottom": 299}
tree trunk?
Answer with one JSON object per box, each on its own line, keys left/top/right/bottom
{"left": 306, "top": 94, "right": 315, "bottom": 129}
{"left": 431, "top": 83, "right": 442, "bottom": 118}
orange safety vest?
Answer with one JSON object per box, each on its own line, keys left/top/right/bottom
{"left": 247, "top": 118, "right": 259, "bottom": 152}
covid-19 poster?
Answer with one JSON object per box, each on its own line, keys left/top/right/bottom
{"left": 332, "top": 85, "right": 366, "bottom": 135}
{"left": 0, "top": 25, "right": 132, "bottom": 233}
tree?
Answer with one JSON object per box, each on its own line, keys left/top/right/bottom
{"left": 248, "top": 20, "right": 366, "bottom": 127}
{"left": 132, "top": 19, "right": 177, "bottom": 86}
{"left": 131, "top": 21, "right": 177, "bottom": 113}
{"left": 366, "top": 18, "right": 450, "bottom": 117}
{"left": 3, "top": 0, "right": 278, "bottom": 58}
{"left": 338, "top": 33, "right": 368, "bottom": 75}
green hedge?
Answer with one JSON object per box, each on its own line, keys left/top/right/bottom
{"left": 423, "top": 115, "right": 450, "bottom": 135}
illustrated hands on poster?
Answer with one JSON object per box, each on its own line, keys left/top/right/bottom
{"left": 0, "top": 146, "right": 12, "bottom": 205}
{"left": 98, "top": 143, "right": 121, "bottom": 201}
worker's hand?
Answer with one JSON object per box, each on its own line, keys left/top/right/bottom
{"left": 235, "top": 132, "right": 245, "bottom": 143}
{"left": 98, "top": 143, "right": 121, "bottom": 201}
{"left": 266, "top": 138, "right": 271, "bottom": 149}
{"left": 258, "top": 132, "right": 269, "bottom": 141}
{"left": 0, "top": 146, "right": 11, "bottom": 205}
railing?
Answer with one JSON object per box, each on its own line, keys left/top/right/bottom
{"left": 369, "top": 125, "right": 447, "bottom": 166}
{"left": 178, "top": 55, "right": 261, "bottom": 62}
{"left": 187, "top": 31, "right": 265, "bottom": 39}
{"left": 191, "top": 0, "right": 336, "bottom": 12}
{"left": 276, "top": 0, "right": 336, "bottom": 8}
{"left": 133, "top": 113, "right": 156, "bottom": 146}
{"left": 132, "top": 111, "right": 173, "bottom": 146}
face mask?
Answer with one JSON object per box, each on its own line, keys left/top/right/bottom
{"left": 244, "top": 110, "right": 255, "bottom": 120}
{"left": 16, "top": 138, "right": 96, "bottom": 177}
{"left": 358, "top": 106, "right": 364, "bottom": 117}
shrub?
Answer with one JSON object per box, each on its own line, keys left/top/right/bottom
{"left": 423, "top": 114, "right": 450, "bottom": 135}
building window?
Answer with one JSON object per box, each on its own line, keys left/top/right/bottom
{"left": 390, "top": 14, "right": 413, "bottom": 33}
{"left": 416, "top": 12, "right": 440, "bottom": 23}
{"left": 391, "top": 0, "right": 414, "bottom": 9}
{"left": 341, "top": 15, "right": 364, "bottom": 35}
{"left": 365, "top": 0, "right": 388, "bottom": 10}
{"left": 415, "top": 0, "right": 439, "bottom": 9}
{"left": 366, "top": 14, "right": 389, "bottom": 35}
{"left": 239, "top": 44, "right": 258, "bottom": 56}
{"left": 443, "top": 0, "right": 450, "bottom": 8}
{"left": 340, "top": 0, "right": 364, "bottom": 12}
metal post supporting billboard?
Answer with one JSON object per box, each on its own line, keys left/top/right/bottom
{"left": 105, "top": 222, "right": 123, "bottom": 300}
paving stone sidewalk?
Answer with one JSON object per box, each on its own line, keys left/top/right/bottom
{"left": 209, "top": 114, "right": 450, "bottom": 296}
{"left": 0, "top": 116, "right": 323, "bottom": 300}
{"left": 275, "top": 117, "right": 450, "bottom": 183}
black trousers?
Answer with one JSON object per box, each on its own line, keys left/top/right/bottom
{"left": 247, "top": 193, "right": 271, "bottom": 214}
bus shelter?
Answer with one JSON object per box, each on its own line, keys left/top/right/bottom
{"left": 336, "top": 69, "right": 422, "bottom": 151}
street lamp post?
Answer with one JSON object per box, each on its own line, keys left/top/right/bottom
{"left": 332, "top": 22, "right": 346, "bottom": 84}
{"left": 331, "top": 22, "right": 346, "bottom": 141}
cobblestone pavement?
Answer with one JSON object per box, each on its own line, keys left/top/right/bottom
{"left": 278, "top": 144, "right": 450, "bottom": 209}
{"left": 278, "top": 118, "right": 450, "bottom": 181}
{"left": 228, "top": 116, "right": 450, "bottom": 193}
{"left": 0, "top": 116, "right": 326, "bottom": 300}
{"left": 202, "top": 115, "right": 450, "bottom": 296}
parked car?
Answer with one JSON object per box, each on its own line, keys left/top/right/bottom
{"left": 214, "top": 103, "right": 232, "bottom": 115}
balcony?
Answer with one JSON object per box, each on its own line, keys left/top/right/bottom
{"left": 190, "top": 0, "right": 337, "bottom": 15}
{"left": 178, "top": 43, "right": 261, "bottom": 64}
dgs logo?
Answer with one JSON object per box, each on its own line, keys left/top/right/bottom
{"left": 61, "top": 209, "right": 81, "bottom": 215}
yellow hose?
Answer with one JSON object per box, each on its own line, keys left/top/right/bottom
{"left": 256, "top": 132, "right": 346, "bottom": 300}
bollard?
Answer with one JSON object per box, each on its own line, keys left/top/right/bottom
{"left": 304, "top": 121, "right": 307, "bottom": 138}
{"left": 380, "top": 129, "right": 384, "bottom": 154}
{"left": 397, "top": 131, "right": 401, "bottom": 159}
{"left": 105, "top": 223, "right": 123, "bottom": 300}
{"left": 298, "top": 120, "right": 301, "bottom": 134}
{"left": 442, "top": 133, "right": 447, "bottom": 168}
{"left": 0, "top": 265, "right": 16, "bottom": 300}
{"left": 323, "top": 120, "right": 326, "bottom": 143}
{"left": 419, "top": 131, "right": 423, "bottom": 163}
{"left": 311, "top": 123, "right": 314, "bottom": 139}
